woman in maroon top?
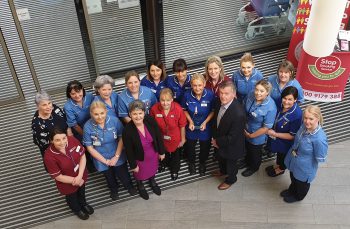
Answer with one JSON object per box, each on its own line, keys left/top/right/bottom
{"left": 204, "top": 55, "right": 230, "bottom": 98}
{"left": 44, "top": 128, "right": 94, "bottom": 220}
{"left": 150, "top": 88, "right": 187, "bottom": 180}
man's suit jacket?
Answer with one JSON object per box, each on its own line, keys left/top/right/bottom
{"left": 212, "top": 98, "right": 246, "bottom": 160}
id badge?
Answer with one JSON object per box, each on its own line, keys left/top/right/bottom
{"left": 251, "top": 112, "right": 257, "bottom": 118}
{"left": 156, "top": 114, "right": 163, "bottom": 118}
{"left": 113, "top": 131, "right": 118, "bottom": 139}
{"left": 74, "top": 164, "right": 79, "bottom": 172}
{"left": 93, "top": 140, "right": 101, "bottom": 146}
{"left": 164, "top": 135, "right": 171, "bottom": 140}
{"left": 269, "top": 136, "right": 276, "bottom": 140}
{"left": 194, "top": 126, "right": 201, "bottom": 130}
{"left": 76, "top": 145, "right": 81, "bottom": 152}
{"left": 201, "top": 103, "right": 207, "bottom": 107}
{"left": 291, "top": 150, "right": 297, "bottom": 157}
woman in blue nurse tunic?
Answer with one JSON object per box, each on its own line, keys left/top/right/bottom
{"left": 268, "top": 59, "right": 304, "bottom": 105}
{"left": 83, "top": 101, "right": 137, "bottom": 201}
{"left": 281, "top": 105, "right": 328, "bottom": 203}
{"left": 242, "top": 79, "right": 277, "bottom": 177}
{"left": 182, "top": 73, "right": 215, "bottom": 176}
{"left": 93, "top": 75, "right": 119, "bottom": 118}
{"left": 266, "top": 86, "right": 303, "bottom": 177}
{"left": 64, "top": 80, "right": 94, "bottom": 141}
{"left": 118, "top": 70, "right": 157, "bottom": 123}
{"left": 141, "top": 60, "right": 167, "bottom": 100}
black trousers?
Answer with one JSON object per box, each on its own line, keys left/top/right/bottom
{"left": 245, "top": 141, "right": 263, "bottom": 171}
{"left": 162, "top": 149, "right": 181, "bottom": 173}
{"left": 276, "top": 152, "right": 287, "bottom": 170}
{"left": 103, "top": 162, "right": 133, "bottom": 194}
{"left": 185, "top": 139, "right": 211, "bottom": 164}
{"left": 288, "top": 172, "right": 310, "bottom": 200}
{"left": 217, "top": 151, "right": 238, "bottom": 184}
{"left": 65, "top": 185, "right": 87, "bottom": 212}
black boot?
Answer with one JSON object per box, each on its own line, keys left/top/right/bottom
{"left": 137, "top": 180, "right": 149, "bottom": 200}
{"left": 149, "top": 177, "right": 161, "bottom": 196}
{"left": 188, "top": 163, "right": 196, "bottom": 175}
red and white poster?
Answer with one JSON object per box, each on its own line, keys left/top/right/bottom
{"left": 286, "top": 0, "right": 350, "bottom": 68}
{"left": 296, "top": 50, "right": 350, "bottom": 102}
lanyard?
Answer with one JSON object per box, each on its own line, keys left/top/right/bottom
{"left": 293, "top": 129, "right": 307, "bottom": 151}
{"left": 66, "top": 150, "right": 77, "bottom": 168}
{"left": 273, "top": 111, "right": 289, "bottom": 130}
{"left": 93, "top": 123, "right": 106, "bottom": 142}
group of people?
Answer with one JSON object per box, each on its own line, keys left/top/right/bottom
{"left": 31, "top": 53, "right": 328, "bottom": 220}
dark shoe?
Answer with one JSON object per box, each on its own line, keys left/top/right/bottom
{"left": 218, "top": 182, "right": 232, "bottom": 190}
{"left": 280, "top": 189, "right": 292, "bottom": 198}
{"left": 211, "top": 170, "right": 225, "bottom": 177}
{"left": 128, "top": 187, "right": 138, "bottom": 196}
{"left": 110, "top": 192, "right": 119, "bottom": 201}
{"left": 237, "top": 161, "right": 247, "bottom": 170}
{"left": 283, "top": 195, "right": 299, "bottom": 203}
{"left": 171, "top": 173, "right": 178, "bottom": 181}
{"left": 158, "top": 162, "right": 166, "bottom": 173}
{"left": 75, "top": 210, "right": 89, "bottom": 220}
{"left": 199, "top": 163, "right": 206, "bottom": 176}
{"left": 149, "top": 178, "right": 161, "bottom": 196}
{"left": 265, "top": 165, "right": 274, "bottom": 172}
{"left": 188, "top": 163, "right": 196, "bottom": 175}
{"left": 241, "top": 168, "right": 256, "bottom": 177}
{"left": 267, "top": 168, "right": 285, "bottom": 177}
{"left": 139, "top": 188, "right": 149, "bottom": 200}
{"left": 82, "top": 204, "right": 94, "bottom": 215}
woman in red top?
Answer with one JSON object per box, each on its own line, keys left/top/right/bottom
{"left": 204, "top": 55, "right": 230, "bottom": 98}
{"left": 44, "top": 128, "right": 94, "bottom": 220}
{"left": 150, "top": 88, "right": 187, "bottom": 180}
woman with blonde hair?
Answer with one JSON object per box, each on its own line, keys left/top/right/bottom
{"left": 182, "top": 73, "right": 215, "bottom": 176}
{"left": 232, "top": 52, "right": 263, "bottom": 103}
{"left": 204, "top": 55, "right": 230, "bottom": 98}
{"left": 282, "top": 105, "right": 328, "bottom": 203}
{"left": 242, "top": 79, "right": 277, "bottom": 177}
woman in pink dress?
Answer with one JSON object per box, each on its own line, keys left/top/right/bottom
{"left": 122, "top": 100, "right": 165, "bottom": 200}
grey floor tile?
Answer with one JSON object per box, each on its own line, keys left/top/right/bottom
{"left": 174, "top": 200, "right": 221, "bottom": 221}
{"left": 299, "top": 185, "right": 335, "bottom": 204}
{"left": 125, "top": 220, "right": 196, "bottom": 229}
{"left": 126, "top": 199, "right": 175, "bottom": 221}
{"left": 242, "top": 183, "right": 286, "bottom": 203}
{"left": 102, "top": 220, "right": 126, "bottom": 229}
{"left": 197, "top": 177, "right": 243, "bottom": 201}
{"left": 313, "top": 167, "right": 350, "bottom": 186}
{"left": 333, "top": 186, "right": 350, "bottom": 204}
{"left": 314, "top": 204, "right": 350, "bottom": 225}
{"left": 267, "top": 203, "right": 315, "bottom": 224}
{"left": 93, "top": 202, "right": 129, "bottom": 221}
{"left": 221, "top": 201, "right": 268, "bottom": 223}
{"left": 158, "top": 182, "right": 198, "bottom": 201}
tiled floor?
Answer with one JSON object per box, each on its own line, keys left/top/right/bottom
{"left": 32, "top": 140, "right": 350, "bottom": 229}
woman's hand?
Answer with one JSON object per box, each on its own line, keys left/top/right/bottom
{"left": 159, "top": 154, "right": 165, "bottom": 161}
{"left": 109, "top": 156, "right": 119, "bottom": 166}
{"left": 211, "top": 138, "right": 218, "bottom": 148}
{"left": 72, "top": 176, "right": 83, "bottom": 186}
{"left": 178, "top": 139, "right": 186, "bottom": 148}
{"left": 132, "top": 166, "right": 139, "bottom": 173}
{"left": 267, "top": 129, "right": 277, "bottom": 137}
{"left": 244, "top": 130, "right": 251, "bottom": 138}
{"left": 188, "top": 122, "right": 195, "bottom": 131}
{"left": 200, "top": 122, "right": 207, "bottom": 131}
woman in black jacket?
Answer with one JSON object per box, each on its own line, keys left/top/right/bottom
{"left": 122, "top": 100, "right": 165, "bottom": 200}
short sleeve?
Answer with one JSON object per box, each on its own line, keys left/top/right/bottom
{"left": 263, "top": 105, "right": 277, "bottom": 129}
{"left": 313, "top": 135, "right": 328, "bottom": 163}
{"left": 44, "top": 153, "right": 62, "bottom": 179}
{"left": 289, "top": 117, "right": 302, "bottom": 136}
{"left": 118, "top": 93, "right": 129, "bottom": 118}
{"left": 150, "top": 91, "right": 157, "bottom": 107}
{"left": 64, "top": 101, "right": 78, "bottom": 127}
{"left": 82, "top": 123, "right": 93, "bottom": 146}
{"left": 177, "top": 103, "right": 187, "bottom": 127}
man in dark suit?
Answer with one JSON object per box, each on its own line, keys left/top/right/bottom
{"left": 212, "top": 81, "right": 246, "bottom": 190}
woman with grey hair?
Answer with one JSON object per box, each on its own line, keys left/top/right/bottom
{"left": 94, "top": 75, "right": 119, "bottom": 117}
{"left": 32, "top": 90, "right": 69, "bottom": 162}
{"left": 122, "top": 100, "right": 165, "bottom": 200}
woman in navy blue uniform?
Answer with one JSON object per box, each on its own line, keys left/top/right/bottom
{"left": 266, "top": 86, "right": 303, "bottom": 177}
{"left": 268, "top": 60, "right": 304, "bottom": 105}
{"left": 141, "top": 60, "right": 167, "bottom": 100}
{"left": 242, "top": 79, "right": 277, "bottom": 177}
{"left": 32, "top": 90, "right": 70, "bottom": 161}
{"left": 182, "top": 73, "right": 215, "bottom": 176}
{"left": 282, "top": 105, "right": 328, "bottom": 203}
{"left": 64, "top": 80, "right": 94, "bottom": 141}
{"left": 232, "top": 52, "right": 263, "bottom": 103}
{"left": 83, "top": 101, "right": 137, "bottom": 200}
{"left": 118, "top": 70, "right": 157, "bottom": 123}
{"left": 93, "top": 75, "right": 119, "bottom": 117}
{"left": 165, "top": 58, "right": 192, "bottom": 103}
